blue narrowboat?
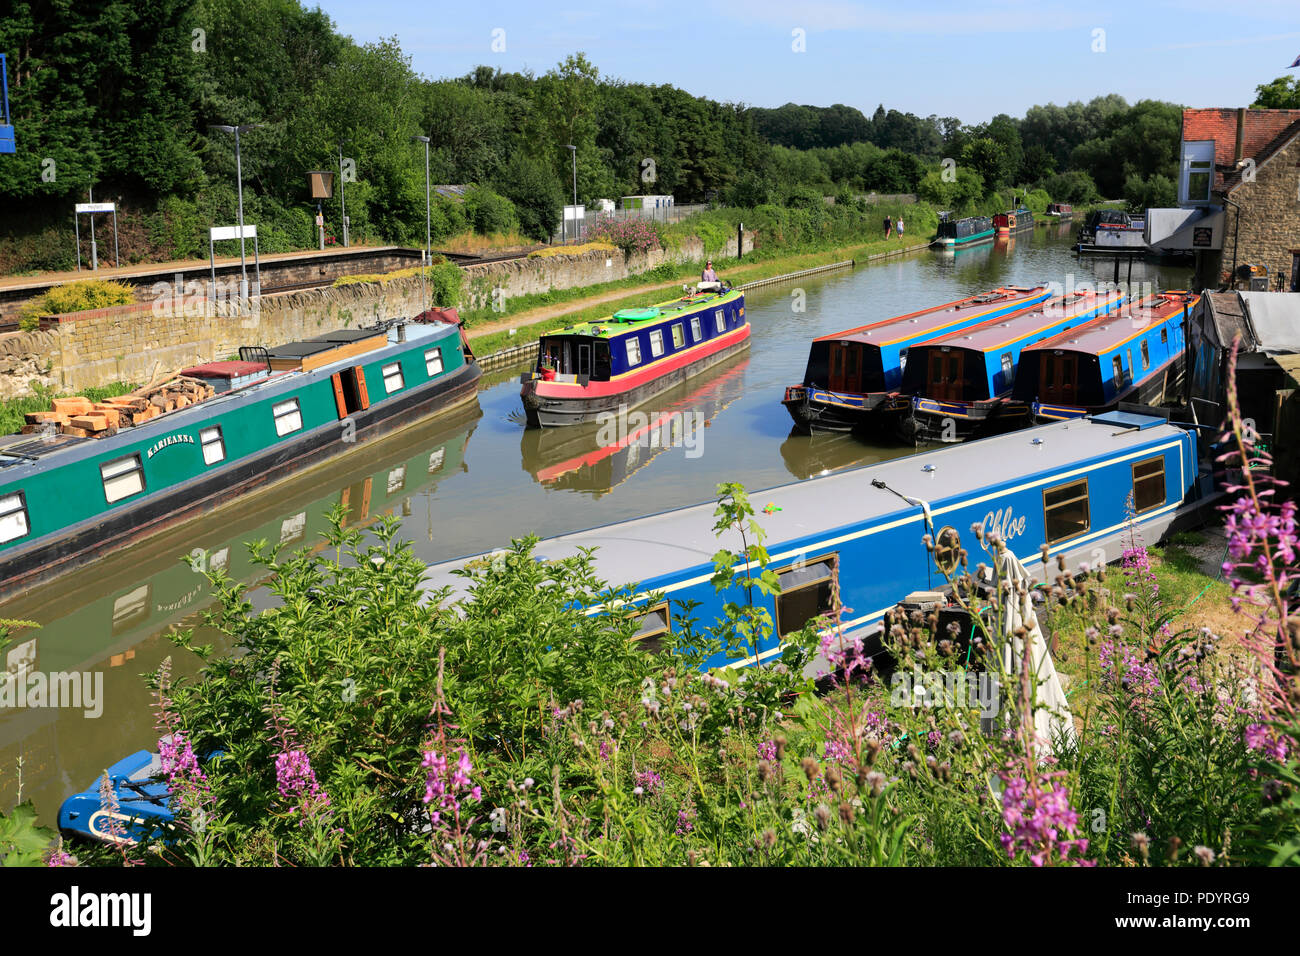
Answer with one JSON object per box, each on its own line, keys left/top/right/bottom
{"left": 425, "top": 412, "right": 1211, "bottom": 671}
{"left": 520, "top": 282, "right": 748, "bottom": 427}
{"left": 1016, "top": 291, "right": 1200, "bottom": 423}
{"left": 782, "top": 286, "right": 1052, "bottom": 434}
{"left": 932, "top": 214, "right": 996, "bottom": 249}
{"left": 0, "top": 315, "right": 480, "bottom": 603}
{"left": 898, "top": 288, "right": 1126, "bottom": 443}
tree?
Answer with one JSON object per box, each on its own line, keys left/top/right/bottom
{"left": 1253, "top": 76, "right": 1300, "bottom": 109}
{"left": 494, "top": 154, "right": 563, "bottom": 241}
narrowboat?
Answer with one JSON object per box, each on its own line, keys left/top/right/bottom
{"left": 993, "top": 207, "right": 1034, "bottom": 238}
{"left": 70, "top": 411, "right": 1219, "bottom": 839}
{"left": 520, "top": 282, "right": 748, "bottom": 427}
{"left": 424, "top": 411, "right": 1214, "bottom": 672}
{"left": 781, "top": 286, "right": 1052, "bottom": 434}
{"left": 932, "top": 214, "right": 995, "bottom": 249}
{"left": 1044, "top": 203, "right": 1074, "bottom": 221}
{"left": 1015, "top": 291, "right": 1199, "bottom": 422}
{"left": 0, "top": 316, "right": 480, "bottom": 604}
{"left": 1076, "top": 209, "right": 1144, "bottom": 250}
{"left": 898, "top": 288, "right": 1126, "bottom": 443}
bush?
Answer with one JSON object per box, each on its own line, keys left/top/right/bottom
{"left": 429, "top": 259, "right": 463, "bottom": 307}
{"left": 1044, "top": 170, "right": 1101, "bottom": 204}
{"left": 463, "top": 186, "right": 519, "bottom": 236}
{"left": 19, "top": 279, "right": 135, "bottom": 326}
{"left": 588, "top": 216, "right": 664, "bottom": 256}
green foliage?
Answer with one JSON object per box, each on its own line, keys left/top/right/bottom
{"left": 1252, "top": 76, "right": 1300, "bottom": 110}
{"left": 19, "top": 280, "right": 135, "bottom": 326}
{"left": 1044, "top": 170, "right": 1101, "bottom": 204}
{"left": 429, "top": 260, "right": 464, "bottom": 308}
{"left": 917, "top": 166, "right": 986, "bottom": 213}
{"left": 0, "top": 802, "right": 57, "bottom": 867}
{"left": 494, "top": 154, "right": 565, "bottom": 241}
{"left": 0, "top": 381, "right": 137, "bottom": 436}
{"left": 1123, "top": 173, "right": 1177, "bottom": 213}
{"left": 463, "top": 186, "right": 519, "bottom": 236}
{"left": 1022, "top": 188, "right": 1052, "bottom": 215}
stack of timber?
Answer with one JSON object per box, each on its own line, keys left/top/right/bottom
{"left": 19, "top": 375, "right": 216, "bottom": 439}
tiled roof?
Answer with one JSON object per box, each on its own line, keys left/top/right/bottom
{"left": 1183, "top": 108, "right": 1300, "bottom": 189}
{"left": 1221, "top": 117, "right": 1300, "bottom": 193}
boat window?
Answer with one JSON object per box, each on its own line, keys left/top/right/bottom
{"left": 273, "top": 398, "right": 303, "bottom": 436}
{"left": 1112, "top": 355, "right": 1123, "bottom": 384}
{"left": 425, "top": 348, "right": 444, "bottom": 377}
{"left": 1043, "top": 478, "right": 1090, "bottom": 545}
{"left": 1126, "top": 350, "right": 1134, "bottom": 383}
{"left": 200, "top": 426, "right": 226, "bottom": 465}
{"left": 1131, "top": 455, "right": 1166, "bottom": 514}
{"left": 690, "top": 316, "right": 702, "bottom": 341}
{"left": 1160, "top": 327, "right": 1168, "bottom": 346}
{"left": 428, "top": 448, "right": 445, "bottom": 473}
{"left": 649, "top": 328, "right": 665, "bottom": 358}
{"left": 1140, "top": 341, "right": 1150, "bottom": 371}
{"left": 387, "top": 465, "right": 406, "bottom": 494}
{"left": 593, "top": 342, "right": 611, "bottom": 381}
{"left": 671, "top": 324, "right": 685, "bottom": 349}
{"left": 382, "top": 362, "right": 405, "bottom": 394}
{"left": 625, "top": 338, "right": 642, "bottom": 366}
{"left": 714, "top": 309, "right": 726, "bottom": 334}
{"left": 1001, "top": 352, "right": 1014, "bottom": 384}
{"left": 630, "top": 602, "right": 671, "bottom": 654}
{"left": 101, "top": 454, "right": 145, "bottom": 505}
{"left": 0, "top": 491, "right": 29, "bottom": 544}
{"left": 775, "top": 553, "right": 838, "bottom": 639}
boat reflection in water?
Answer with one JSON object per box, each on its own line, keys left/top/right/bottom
{"left": 0, "top": 403, "right": 481, "bottom": 823}
{"left": 519, "top": 354, "right": 748, "bottom": 497}
{"left": 778, "top": 428, "right": 904, "bottom": 480}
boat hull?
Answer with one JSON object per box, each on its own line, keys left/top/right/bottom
{"left": 781, "top": 386, "right": 901, "bottom": 434}
{"left": 900, "top": 396, "right": 1031, "bottom": 444}
{"left": 0, "top": 361, "right": 482, "bottom": 604}
{"left": 522, "top": 326, "right": 750, "bottom": 427}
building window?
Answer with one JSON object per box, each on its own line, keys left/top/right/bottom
{"left": 714, "top": 309, "right": 726, "bottom": 334}
{"left": 382, "top": 362, "right": 404, "bottom": 393}
{"left": 200, "top": 426, "right": 226, "bottom": 465}
{"left": 671, "top": 324, "right": 685, "bottom": 349}
{"left": 775, "top": 553, "right": 838, "bottom": 639}
{"left": 1043, "top": 478, "right": 1090, "bottom": 545}
{"left": 630, "top": 602, "right": 671, "bottom": 654}
{"left": 101, "top": 454, "right": 145, "bottom": 504}
{"left": 425, "top": 348, "right": 444, "bottom": 377}
{"left": 273, "top": 398, "right": 303, "bottom": 436}
{"left": 649, "top": 328, "right": 665, "bottom": 358}
{"left": 1131, "top": 455, "right": 1166, "bottom": 514}
{"left": 0, "top": 491, "right": 29, "bottom": 544}
{"left": 625, "top": 338, "right": 641, "bottom": 366}
{"left": 1181, "top": 141, "right": 1215, "bottom": 205}
{"left": 690, "top": 316, "right": 702, "bottom": 341}
{"left": 1140, "top": 340, "right": 1150, "bottom": 371}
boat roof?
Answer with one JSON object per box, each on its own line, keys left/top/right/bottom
{"left": 0, "top": 322, "right": 456, "bottom": 479}
{"left": 422, "top": 414, "right": 1190, "bottom": 602}
{"left": 913, "top": 290, "right": 1122, "bottom": 354}
{"left": 553, "top": 288, "right": 742, "bottom": 339}
{"left": 813, "top": 286, "right": 1047, "bottom": 347}
{"left": 1022, "top": 292, "right": 1199, "bottom": 356}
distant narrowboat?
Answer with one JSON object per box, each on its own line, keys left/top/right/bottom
{"left": 520, "top": 282, "right": 748, "bottom": 427}
{"left": 781, "top": 286, "right": 1052, "bottom": 434}
{"left": 898, "top": 288, "right": 1126, "bottom": 443}
{"left": 1044, "top": 203, "right": 1074, "bottom": 220}
{"left": 0, "top": 316, "right": 480, "bottom": 603}
{"left": 1015, "top": 291, "right": 1199, "bottom": 422}
{"left": 994, "top": 207, "right": 1034, "bottom": 238}
{"left": 932, "top": 215, "right": 995, "bottom": 249}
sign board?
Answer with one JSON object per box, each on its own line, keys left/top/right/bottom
{"left": 1192, "top": 226, "right": 1213, "bottom": 248}
{"left": 315, "top": 214, "right": 324, "bottom": 227}
{"left": 308, "top": 171, "right": 334, "bottom": 200}
{"left": 209, "top": 225, "right": 257, "bottom": 242}
{"left": 563, "top": 204, "right": 585, "bottom": 221}
{"left": 75, "top": 202, "right": 116, "bottom": 214}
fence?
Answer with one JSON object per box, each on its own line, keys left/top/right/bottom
{"left": 552, "top": 203, "right": 710, "bottom": 244}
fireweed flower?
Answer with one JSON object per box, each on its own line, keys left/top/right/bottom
{"left": 997, "top": 769, "right": 1093, "bottom": 867}
{"left": 634, "top": 769, "right": 663, "bottom": 795}
{"left": 422, "top": 747, "right": 481, "bottom": 825}
{"left": 276, "top": 749, "right": 333, "bottom": 825}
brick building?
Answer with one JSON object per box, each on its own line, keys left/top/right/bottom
{"left": 1147, "top": 107, "right": 1300, "bottom": 291}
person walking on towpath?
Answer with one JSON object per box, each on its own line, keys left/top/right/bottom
{"left": 896, "top": 216, "right": 905, "bottom": 240}
{"left": 883, "top": 216, "right": 893, "bottom": 239}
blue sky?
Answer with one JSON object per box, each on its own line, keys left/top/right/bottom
{"left": 316, "top": 0, "right": 1300, "bottom": 123}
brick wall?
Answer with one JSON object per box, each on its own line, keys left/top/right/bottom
{"left": 1220, "top": 132, "right": 1300, "bottom": 289}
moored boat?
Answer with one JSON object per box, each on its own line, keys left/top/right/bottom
{"left": 781, "top": 286, "right": 1052, "bottom": 434}
{"left": 0, "top": 315, "right": 480, "bottom": 603}
{"left": 994, "top": 207, "right": 1034, "bottom": 238}
{"left": 898, "top": 288, "right": 1126, "bottom": 443}
{"left": 931, "top": 214, "right": 995, "bottom": 249}
{"left": 1015, "top": 291, "right": 1199, "bottom": 422}
{"left": 1044, "top": 202, "right": 1074, "bottom": 221}
{"left": 520, "top": 282, "right": 748, "bottom": 428}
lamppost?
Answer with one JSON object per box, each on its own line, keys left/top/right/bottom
{"left": 565, "top": 144, "right": 578, "bottom": 242}
{"left": 411, "top": 135, "right": 431, "bottom": 314}
{"left": 209, "top": 123, "right": 264, "bottom": 303}
{"left": 338, "top": 139, "right": 350, "bottom": 247}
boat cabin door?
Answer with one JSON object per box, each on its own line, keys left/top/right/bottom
{"left": 331, "top": 366, "right": 371, "bottom": 419}
{"left": 1039, "top": 352, "right": 1077, "bottom": 405}
{"left": 829, "top": 343, "right": 862, "bottom": 393}
{"left": 928, "top": 349, "right": 964, "bottom": 402}
{"left": 576, "top": 343, "right": 592, "bottom": 378}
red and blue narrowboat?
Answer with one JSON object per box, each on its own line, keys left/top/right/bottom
{"left": 898, "top": 288, "right": 1126, "bottom": 443}
{"left": 1015, "top": 291, "right": 1199, "bottom": 422}
{"left": 994, "top": 207, "right": 1034, "bottom": 238}
{"left": 781, "top": 286, "right": 1052, "bottom": 434}
{"left": 520, "top": 282, "right": 748, "bottom": 427}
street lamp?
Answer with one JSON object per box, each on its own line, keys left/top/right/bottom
{"left": 209, "top": 123, "right": 265, "bottom": 302}
{"left": 411, "top": 135, "right": 431, "bottom": 314}
{"left": 338, "top": 139, "right": 350, "bottom": 247}
{"left": 565, "top": 144, "right": 577, "bottom": 242}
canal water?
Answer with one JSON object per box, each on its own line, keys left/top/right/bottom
{"left": 0, "top": 226, "right": 1194, "bottom": 823}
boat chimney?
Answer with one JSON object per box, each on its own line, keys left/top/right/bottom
{"left": 397, "top": 321, "right": 407, "bottom": 343}
{"left": 1234, "top": 107, "right": 1246, "bottom": 165}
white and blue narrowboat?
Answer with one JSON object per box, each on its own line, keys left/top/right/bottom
{"left": 782, "top": 286, "right": 1052, "bottom": 434}
{"left": 1015, "top": 291, "right": 1200, "bottom": 423}
{"left": 898, "top": 288, "right": 1126, "bottom": 443}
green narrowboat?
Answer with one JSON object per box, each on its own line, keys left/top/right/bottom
{"left": 0, "top": 317, "right": 480, "bottom": 603}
